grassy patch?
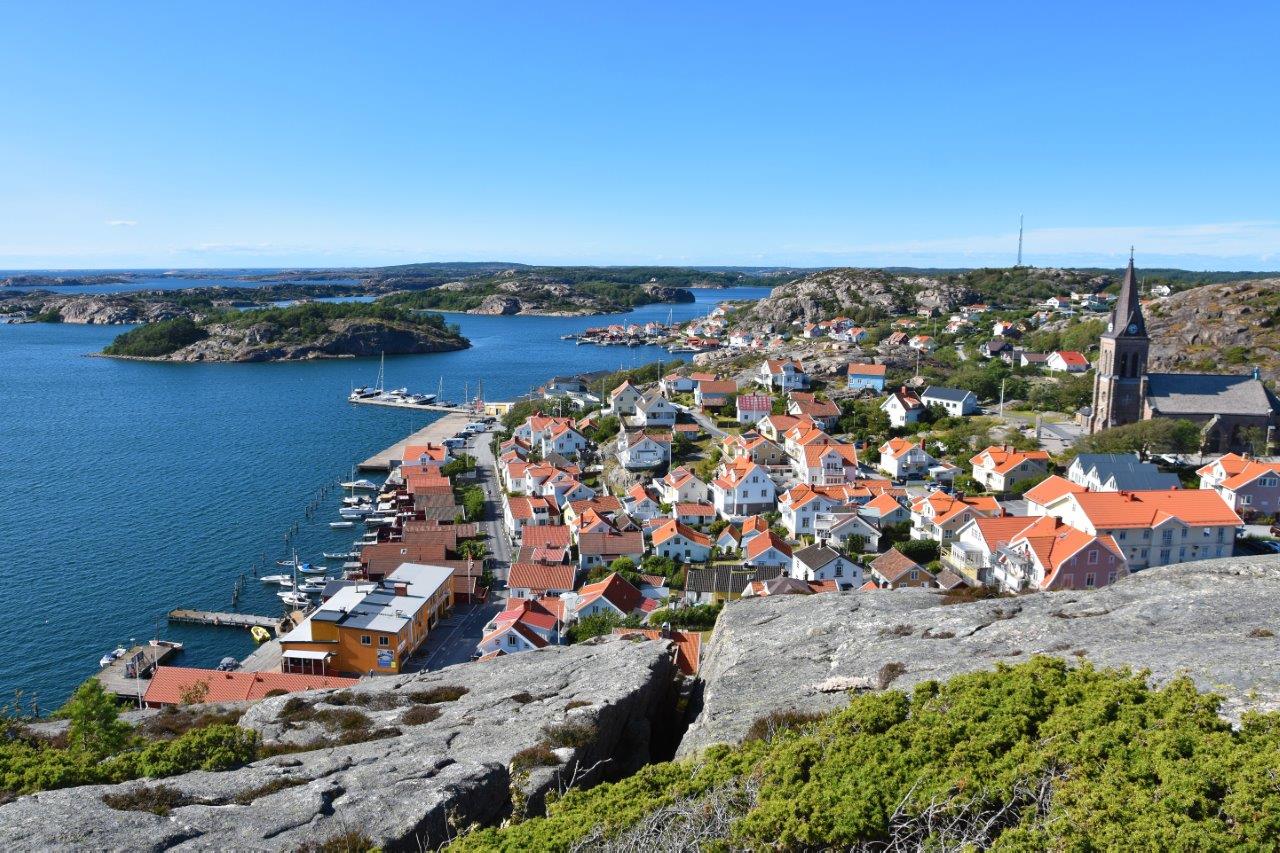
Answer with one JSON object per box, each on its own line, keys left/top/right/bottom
{"left": 102, "top": 785, "right": 196, "bottom": 816}
{"left": 542, "top": 720, "right": 597, "bottom": 749}
{"left": 406, "top": 685, "right": 469, "bottom": 704}
{"left": 511, "top": 743, "right": 561, "bottom": 773}
{"left": 231, "top": 776, "right": 309, "bottom": 805}
{"left": 743, "top": 708, "right": 825, "bottom": 744}
{"left": 294, "top": 830, "right": 379, "bottom": 852}
{"left": 401, "top": 706, "right": 442, "bottom": 726}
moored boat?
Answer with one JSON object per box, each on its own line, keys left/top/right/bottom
{"left": 249, "top": 625, "right": 271, "bottom": 644}
{"left": 329, "top": 520, "right": 355, "bottom": 529}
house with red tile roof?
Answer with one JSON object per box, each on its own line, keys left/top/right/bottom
{"left": 846, "top": 361, "right": 887, "bottom": 391}
{"left": 657, "top": 466, "right": 709, "bottom": 505}
{"left": 991, "top": 515, "right": 1127, "bottom": 592}
{"left": 572, "top": 572, "right": 656, "bottom": 619}
{"left": 577, "top": 531, "right": 645, "bottom": 570}
{"left": 743, "top": 530, "right": 792, "bottom": 567}
{"left": 945, "top": 514, "right": 1045, "bottom": 584}
{"left": 722, "top": 432, "right": 788, "bottom": 467}
{"left": 1046, "top": 350, "right": 1090, "bottom": 373}
{"left": 477, "top": 598, "right": 562, "bottom": 656}
{"left": 868, "top": 548, "right": 935, "bottom": 589}
{"left": 742, "top": 576, "right": 840, "bottom": 598}
{"left": 672, "top": 501, "right": 717, "bottom": 529}
{"left": 1036, "top": 488, "right": 1242, "bottom": 571}
{"left": 142, "top": 667, "right": 359, "bottom": 708}
{"left": 757, "top": 358, "right": 808, "bottom": 392}
{"left": 612, "top": 627, "right": 702, "bottom": 675}
{"left": 878, "top": 437, "right": 937, "bottom": 480}
{"left": 507, "top": 563, "right": 578, "bottom": 600}
{"left": 910, "top": 491, "right": 1003, "bottom": 543}
{"left": 503, "top": 496, "right": 560, "bottom": 543}
{"left": 860, "top": 491, "right": 910, "bottom": 527}
{"left": 518, "top": 523, "right": 572, "bottom": 550}
{"left": 694, "top": 379, "right": 738, "bottom": 410}
{"left": 787, "top": 392, "right": 840, "bottom": 429}
{"left": 1198, "top": 453, "right": 1280, "bottom": 517}
{"left": 970, "top": 445, "right": 1052, "bottom": 492}
{"left": 711, "top": 458, "right": 777, "bottom": 520}
{"left": 735, "top": 393, "right": 773, "bottom": 425}
{"left": 651, "top": 519, "right": 713, "bottom": 563}
{"left": 798, "top": 442, "right": 861, "bottom": 486}
{"left": 622, "top": 483, "right": 663, "bottom": 521}
{"left": 881, "top": 386, "right": 924, "bottom": 427}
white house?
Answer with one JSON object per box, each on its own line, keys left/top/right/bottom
{"left": 651, "top": 519, "right": 713, "bottom": 563}
{"left": 778, "top": 484, "right": 842, "bottom": 538}
{"left": 629, "top": 392, "right": 679, "bottom": 428}
{"left": 608, "top": 380, "right": 644, "bottom": 416}
{"left": 622, "top": 483, "right": 663, "bottom": 521}
{"left": 814, "top": 512, "right": 880, "bottom": 554}
{"left": 743, "top": 531, "right": 792, "bottom": 567}
{"left": 711, "top": 458, "right": 777, "bottom": 520}
{"left": 1046, "top": 351, "right": 1090, "bottom": 373}
{"left": 880, "top": 386, "right": 924, "bottom": 427}
{"left": 878, "top": 437, "right": 937, "bottom": 480}
{"left": 970, "top": 445, "right": 1051, "bottom": 492}
{"left": 661, "top": 373, "right": 695, "bottom": 395}
{"left": 757, "top": 359, "right": 808, "bottom": 392}
{"left": 541, "top": 423, "right": 590, "bottom": 458}
{"left": 617, "top": 431, "right": 671, "bottom": 470}
{"left": 735, "top": 394, "right": 773, "bottom": 425}
{"left": 791, "top": 544, "right": 861, "bottom": 589}
{"left": 920, "top": 386, "right": 979, "bottom": 417}
{"left": 657, "top": 466, "right": 709, "bottom": 504}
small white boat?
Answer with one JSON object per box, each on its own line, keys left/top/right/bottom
{"left": 279, "top": 591, "right": 310, "bottom": 607}
{"left": 329, "top": 521, "right": 355, "bottom": 529}
{"left": 365, "top": 516, "right": 394, "bottom": 527}
{"left": 342, "top": 561, "right": 363, "bottom": 571}
{"left": 340, "top": 479, "right": 379, "bottom": 491}
{"left": 298, "top": 580, "right": 326, "bottom": 593}
{"left": 99, "top": 650, "right": 119, "bottom": 668}
{"left": 297, "top": 563, "right": 326, "bottom": 575}
{"left": 260, "top": 574, "right": 292, "bottom": 584}
{"left": 322, "top": 551, "right": 356, "bottom": 560}
{"left": 340, "top": 506, "right": 372, "bottom": 519}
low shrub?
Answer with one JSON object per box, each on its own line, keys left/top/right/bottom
{"left": 542, "top": 720, "right": 597, "bottom": 749}
{"left": 406, "top": 685, "right": 468, "bottom": 704}
{"left": 230, "top": 776, "right": 309, "bottom": 805}
{"left": 743, "top": 708, "right": 825, "bottom": 743}
{"left": 401, "top": 706, "right": 441, "bottom": 726}
{"left": 102, "top": 784, "right": 196, "bottom": 816}
{"left": 511, "top": 743, "right": 561, "bottom": 773}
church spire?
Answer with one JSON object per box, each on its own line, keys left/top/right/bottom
{"left": 1110, "top": 253, "right": 1145, "bottom": 337}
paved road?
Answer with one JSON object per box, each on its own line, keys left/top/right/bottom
{"left": 404, "top": 427, "right": 511, "bottom": 673}
{"left": 674, "top": 403, "right": 729, "bottom": 439}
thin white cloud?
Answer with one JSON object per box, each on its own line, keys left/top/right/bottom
{"left": 105, "top": 220, "right": 138, "bottom": 227}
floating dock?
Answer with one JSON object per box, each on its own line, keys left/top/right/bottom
{"left": 167, "top": 609, "right": 281, "bottom": 630}
{"left": 350, "top": 398, "right": 469, "bottom": 413}
{"left": 358, "top": 412, "right": 471, "bottom": 471}
{"left": 95, "top": 642, "right": 182, "bottom": 701}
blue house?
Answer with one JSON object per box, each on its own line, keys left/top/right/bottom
{"left": 846, "top": 362, "right": 887, "bottom": 392}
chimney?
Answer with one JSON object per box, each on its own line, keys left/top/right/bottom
{"left": 394, "top": 583, "right": 409, "bottom": 597}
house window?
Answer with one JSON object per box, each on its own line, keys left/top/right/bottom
{"left": 360, "top": 635, "right": 371, "bottom": 646}
{"left": 1087, "top": 550, "right": 1099, "bottom": 565}
{"left": 834, "top": 564, "right": 843, "bottom": 577}
{"left": 909, "top": 570, "right": 918, "bottom": 580}
{"left": 1117, "top": 531, "right": 1127, "bottom": 541}
{"left": 379, "top": 636, "right": 389, "bottom": 647}
{"left": 507, "top": 634, "right": 517, "bottom": 646}
{"left": 1159, "top": 548, "right": 1171, "bottom": 564}
{"left": 1243, "top": 495, "right": 1253, "bottom": 505}
{"left": 1085, "top": 573, "right": 1096, "bottom": 587}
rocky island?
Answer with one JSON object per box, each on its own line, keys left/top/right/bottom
{"left": 99, "top": 302, "right": 469, "bottom": 362}
{"left": 380, "top": 270, "right": 695, "bottom": 316}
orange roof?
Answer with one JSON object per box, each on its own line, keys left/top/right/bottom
{"left": 144, "top": 667, "right": 358, "bottom": 706}
{"left": 520, "top": 525, "right": 571, "bottom": 548}
{"left": 1070, "top": 490, "right": 1242, "bottom": 529}
{"left": 869, "top": 548, "right": 929, "bottom": 583}
{"left": 674, "top": 502, "right": 716, "bottom": 517}
{"left": 1221, "top": 460, "right": 1280, "bottom": 491}
{"left": 401, "top": 443, "right": 447, "bottom": 463}
{"left": 651, "top": 519, "right": 712, "bottom": 547}
{"left": 577, "top": 572, "right": 646, "bottom": 615}
{"left": 1197, "top": 453, "right": 1252, "bottom": 478}
{"left": 740, "top": 515, "right": 770, "bottom": 536}
{"left": 880, "top": 437, "right": 923, "bottom": 460}
{"left": 698, "top": 380, "right": 738, "bottom": 395}
{"left": 847, "top": 362, "right": 887, "bottom": 376}
{"left": 745, "top": 531, "right": 792, "bottom": 561}
{"left": 1024, "top": 474, "right": 1087, "bottom": 506}
{"left": 970, "top": 445, "right": 1051, "bottom": 475}
{"left": 507, "top": 563, "right": 577, "bottom": 593}
{"left": 1009, "top": 516, "right": 1125, "bottom": 588}
{"left": 863, "top": 492, "right": 905, "bottom": 515}
{"left": 802, "top": 443, "right": 859, "bottom": 468}
{"left": 1053, "top": 350, "right": 1089, "bottom": 367}
{"left": 613, "top": 628, "right": 702, "bottom": 675}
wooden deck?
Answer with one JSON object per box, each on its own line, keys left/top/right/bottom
{"left": 95, "top": 642, "right": 182, "bottom": 701}
{"left": 357, "top": 412, "right": 471, "bottom": 471}
{"left": 167, "top": 609, "right": 281, "bottom": 630}
{"left": 350, "top": 398, "right": 470, "bottom": 414}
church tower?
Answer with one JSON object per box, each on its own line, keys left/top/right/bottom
{"left": 1089, "top": 254, "right": 1150, "bottom": 433}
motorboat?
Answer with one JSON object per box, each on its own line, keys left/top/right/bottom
{"left": 216, "top": 657, "right": 239, "bottom": 672}
{"left": 329, "top": 521, "right": 355, "bottom": 529}
{"left": 340, "top": 506, "right": 372, "bottom": 519}
{"left": 297, "top": 563, "right": 326, "bottom": 575}
{"left": 260, "top": 574, "right": 292, "bottom": 584}
{"left": 340, "top": 479, "right": 379, "bottom": 491}
{"left": 278, "top": 591, "right": 310, "bottom": 607}
{"left": 99, "top": 649, "right": 120, "bottom": 668}
{"left": 364, "top": 515, "right": 394, "bottom": 527}
{"left": 298, "top": 580, "right": 326, "bottom": 593}
{"left": 249, "top": 626, "right": 271, "bottom": 644}
{"left": 322, "top": 551, "right": 357, "bottom": 560}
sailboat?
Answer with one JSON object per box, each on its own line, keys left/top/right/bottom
{"left": 349, "top": 353, "right": 386, "bottom": 401}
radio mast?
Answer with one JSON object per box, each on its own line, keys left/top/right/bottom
{"left": 1016, "top": 214, "right": 1024, "bottom": 267}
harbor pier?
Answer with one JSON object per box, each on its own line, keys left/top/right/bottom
{"left": 95, "top": 642, "right": 182, "bottom": 701}
{"left": 358, "top": 412, "right": 471, "bottom": 471}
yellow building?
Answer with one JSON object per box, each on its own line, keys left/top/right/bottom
{"left": 280, "top": 563, "right": 453, "bottom": 677}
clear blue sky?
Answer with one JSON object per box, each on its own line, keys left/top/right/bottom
{"left": 2, "top": 2, "right": 1277, "bottom": 270}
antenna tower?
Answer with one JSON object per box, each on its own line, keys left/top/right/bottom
{"left": 1016, "top": 214, "right": 1024, "bottom": 267}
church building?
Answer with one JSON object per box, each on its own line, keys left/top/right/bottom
{"left": 1087, "top": 256, "right": 1278, "bottom": 453}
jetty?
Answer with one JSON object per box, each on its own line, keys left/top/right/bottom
{"left": 95, "top": 641, "right": 182, "bottom": 702}
{"left": 358, "top": 412, "right": 471, "bottom": 471}
{"left": 350, "top": 398, "right": 469, "bottom": 414}
{"left": 167, "top": 609, "right": 281, "bottom": 630}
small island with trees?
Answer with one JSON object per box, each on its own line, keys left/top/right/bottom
{"left": 100, "top": 301, "right": 469, "bottom": 362}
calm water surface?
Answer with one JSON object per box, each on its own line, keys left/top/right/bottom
{"left": 0, "top": 284, "right": 769, "bottom": 706}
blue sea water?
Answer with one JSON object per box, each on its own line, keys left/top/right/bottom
{"left": 0, "top": 284, "right": 770, "bottom": 707}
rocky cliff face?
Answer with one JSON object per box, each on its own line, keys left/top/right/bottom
{"left": 681, "top": 556, "right": 1280, "bottom": 756}
{"left": 0, "top": 638, "right": 677, "bottom": 852}
{"left": 1145, "top": 279, "right": 1280, "bottom": 381}
{"left": 737, "top": 268, "right": 972, "bottom": 328}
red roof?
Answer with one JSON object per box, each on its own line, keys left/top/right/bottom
{"left": 847, "top": 362, "right": 887, "bottom": 377}
{"left": 578, "top": 530, "right": 645, "bottom": 557}
{"left": 745, "top": 531, "right": 792, "bottom": 561}
{"left": 144, "top": 667, "right": 358, "bottom": 706}
{"left": 613, "top": 628, "right": 702, "bottom": 675}
{"left": 507, "top": 563, "right": 577, "bottom": 593}
{"left": 520, "top": 525, "right": 572, "bottom": 548}
{"left": 1053, "top": 350, "right": 1089, "bottom": 367}
{"left": 577, "top": 572, "right": 647, "bottom": 615}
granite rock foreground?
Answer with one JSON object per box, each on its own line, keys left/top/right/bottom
{"left": 681, "top": 555, "right": 1280, "bottom": 756}
{"left": 0, "top": 638, "right": 675, "bottom": 852}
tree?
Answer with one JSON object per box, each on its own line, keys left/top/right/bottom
{"left": 898, "top": 539, "right": 940, "bottom": 564}
{"left": 879, "top": 521, "right": 910, "bottom": 548}
{"left": 1080, "top": 419, "right": 1202, "bottom": 460}
{"left": 458, "top": 539, "right": 488, "bottom": 560}
{"left": 61, "top": 679, "right": 131, "bottom": 759}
